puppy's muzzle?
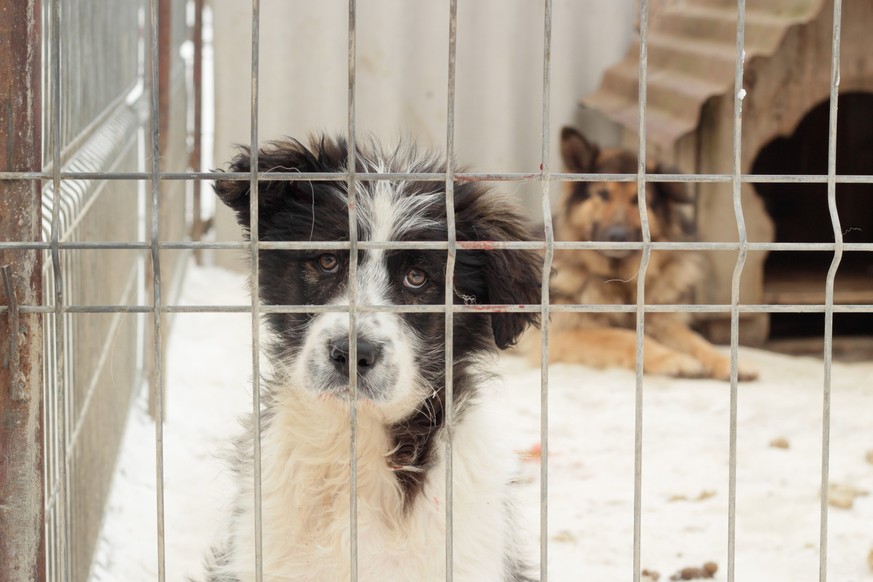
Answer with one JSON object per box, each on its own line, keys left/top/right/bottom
{"left": 329, "top": 337, "right": 382, "bottom": 378}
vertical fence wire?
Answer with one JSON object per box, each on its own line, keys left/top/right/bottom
{"left": 148, "top": 0, "right": 167, "bottom": 579}
{"left": 726, "top": 2, "right": 748, "bottom": 580}
{"left": 632, "top": 2, "right": 651, "bottom": 580}
{"left": 48, "top": 0, "right": 71, "bottom": 579}
{"left": 819, "top": 2, "right": 843, "bottom": 580}
{"left": 538, "top": 0, "right": 554, "bottom": 579}
{"left": 346, "top": 1, "right": 360, "bottom": 579}
{"left": 443, "top": 1, "right": 458, "bottom": 580}
{"left": 248, "top": 0, "right": 264, "bottom": 580}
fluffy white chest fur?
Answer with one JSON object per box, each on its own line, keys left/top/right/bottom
{"left": 224, "top": 387, "right": 517, "bottom": 582}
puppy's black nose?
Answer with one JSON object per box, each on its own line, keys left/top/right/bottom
{"left": 329, "top": 337, "right": 381, "bottom": 377}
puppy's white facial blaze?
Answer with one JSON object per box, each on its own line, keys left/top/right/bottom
{"left": 360, "top": 178, "right": 443, "bottom": 243}
{"left": 290, "top": 183, "right": 429, "bottom": 423}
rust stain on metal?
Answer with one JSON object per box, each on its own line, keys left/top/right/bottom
{"left": 458, "top": 240, "right": 497, "bottom": 250}
{"left": 467, "top": 304, "right": 510, "bottom": 312}
{"left": 158, "top": 0, "right": 172, "bottom": 160}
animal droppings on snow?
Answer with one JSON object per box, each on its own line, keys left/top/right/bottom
{"left": 866, "top": 450, "right": 873, "bottom": 466}
{"left": 769, "top": 437, "right": 790, "bottom": 449}
{"left": 669, "top": 562, "right": 717, "bottom": 580}
{"left": 827, "top": 483, "right": 870, "bottom": 510}
{"left": 641, "top": 568, "right": 661, "bottom": 581}
{"left": 868, "top": 547, "right": 873, "bottom": 572}
{"left": 551, "top": 530, "right": 577, "bottom": 544}
{"left": 668, "top": 490, "right": 717, "bottom": 503}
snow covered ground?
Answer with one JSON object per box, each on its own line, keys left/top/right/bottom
{"left": 90, "top": 262, "right": 873, "bottom": 582}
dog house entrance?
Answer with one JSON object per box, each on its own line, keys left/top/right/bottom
{"left": 753, "top": 93, "right": 873, "bottom": 343}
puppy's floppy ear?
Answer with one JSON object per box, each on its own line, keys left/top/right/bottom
{"left": 484, "top": 246, "right": 542, "bottom": 350}
{"left": 455, "top": 190, "right": 542, "bottom": 349}
{"left": 213, "top": 139, "right": 322, "bottom": 235}
{"left": 560, "top": 126, "right": 599, "bottom": 172}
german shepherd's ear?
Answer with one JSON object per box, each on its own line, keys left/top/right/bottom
{"left": 214, "top": 139, "right": 324, "bottom": 235}
{"left": 651, "top": 163, "right": 695, "bottom": 205}
{"left": 560, "top": 126, "right": 599, "bottom": 172}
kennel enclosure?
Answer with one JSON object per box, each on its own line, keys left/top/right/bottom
{"left": 1, "top": 0, "right": 870, "bottom": 580}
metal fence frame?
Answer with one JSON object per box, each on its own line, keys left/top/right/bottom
{"left": 1, "top": 0, "right": 870, "bottom": 580}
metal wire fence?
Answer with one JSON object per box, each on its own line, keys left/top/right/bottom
{"left": 0, "top": 0, "right": 870, "bottom": 580}
{"left": 0, "top": 0, "right": 187, "bottom": 579}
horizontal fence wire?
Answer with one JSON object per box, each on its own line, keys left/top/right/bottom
{"left": 3, "top": 170, "right": 873, "bottom": 183}
{"left": 2, "top": 304, "right": 873, "bottom": 316}
{"left": 1, "top": 241, "right": 870, "bottom": 252}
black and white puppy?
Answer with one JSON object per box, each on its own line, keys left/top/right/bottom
{"left": 204, "top": 135, "right": 541, "bottom": 582}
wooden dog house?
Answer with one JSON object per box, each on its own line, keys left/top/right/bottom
{"left": 579, "top": 0, "right": 873, "bottom": 345}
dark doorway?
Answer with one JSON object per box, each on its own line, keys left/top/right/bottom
{"left": 753, "top": 92, "right": 873, "bottom": 344}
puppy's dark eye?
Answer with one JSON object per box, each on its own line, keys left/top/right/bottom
{"left": 403, "top": 268, "right": 428, "bottom": 289}
{"left": 597, "top": 189, "right": 610, "bottom": 201}
{"left": 317, "top": 253, "right": 339, "bottom": 273}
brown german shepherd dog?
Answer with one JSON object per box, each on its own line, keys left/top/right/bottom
{"left": 528, "top": 127, "right": 756, "bottom": 381}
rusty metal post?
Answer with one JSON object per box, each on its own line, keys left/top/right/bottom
{"left": 0, "top": 0, "right": 46, "bottom": 580}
